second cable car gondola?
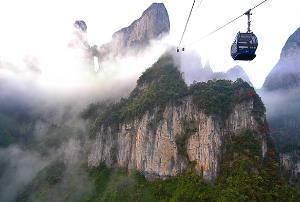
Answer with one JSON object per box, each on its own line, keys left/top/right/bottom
{"left": 230, "top": 9, "right": 258, "bottom": 61}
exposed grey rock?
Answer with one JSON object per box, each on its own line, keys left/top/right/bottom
{"left": 280, "top": 152, "right": 300, "bottom": 184}
{"left": 88, "top": 98, "right": 267, "bottom": 182}
{"left": 74, "top": 20, "right": 87, "bottom": 32}
{"left": 98, "top": 3, "right": 170, "bottom": 58}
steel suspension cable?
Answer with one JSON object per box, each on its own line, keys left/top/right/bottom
{"left": 195, "top": 0, "right": 204, "bottom": 12}
{"left": 177, "top": 0, "right": 196, "bottom": 49}
{"left": 183, "top": 0, "right": 269, "bottom": 48}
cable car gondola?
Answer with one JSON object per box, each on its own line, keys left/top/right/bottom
{"left": 231, "top": 32, "right": 258, "bottom": 61}
{"left": 230, "top": 9, "right": 258, "bottom": 61}
{"left": 177, "top": 0, "right": 268, "bottom": 59}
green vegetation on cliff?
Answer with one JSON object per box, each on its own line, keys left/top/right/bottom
{"left": 91, "top": 55, "right": 265, "bottom": 134}
{"left": 190, "top": 79, "right": 265, "bottom": 119}
{"left": 0, "top": 114, "right": 20, "bottom": 147}
{"left": 93, "top": 55, "right": 188, "bottom": 128}
{"left": 0, "top": 129, "right": 16, "bottom": 147}
{"left": 216, "top": 130, "right": 296, "bottom": 201}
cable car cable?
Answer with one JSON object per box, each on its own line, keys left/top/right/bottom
{"left": 182, "top": 0, "right": 269, "bottom": 48}
{"left": 178, "top": 0, "right": 205, "bottom": 52}
{"left": 177, "top": 0, "right": 196, "bottom": 51}
{"left": 195, "top": 0, "right": 204, "bottom": 12}
{"left": 251, "top": 0, "right": 268, "bottom": 10}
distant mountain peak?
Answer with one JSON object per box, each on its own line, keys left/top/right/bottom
{"left": 142, "top": 3, "right": 167, "bottom": 15}
{"left": 263, "top": 27, "right": 300, "bottom": 91}
{"left": 281, "top": 27, "right": 300, "bottom": 58}
{"left": 74, "top": 20, "right": 87, "bottom": 32}
{"left": 226, "top": 65, "right": 252, "bottom": 86}
{"left": 68, "top": 20, "right": 90, "bottom": 54}
{"left": 181, "top": 55, "right": 252, "bottom": 85}
{"left": 227, "top": 65, "right": 243, "bottom": 72}
{"left": 98, "top": 3, "right": 170, "bottom": 58}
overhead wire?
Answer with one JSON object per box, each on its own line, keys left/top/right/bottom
{"left": 181, "top": 0, "right": 269, "bottom": 48}
{"left": 195, "top": 0, "right": 204, "bottom": 12}
{"left": 177, "top": 0, "right": 196, "bottom": 49}
{"left": 251, "top": 0, "right": 268, "bottom": 10}
{"left": 181, "top": 0, "right": 205, "bottom": 48}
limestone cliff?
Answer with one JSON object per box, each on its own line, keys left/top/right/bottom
{"left": 88, "top": 55, "right": 268, "bottom": 182}
{"left": 280, "top": 151, "right": 300, "bottom": 184}
{"left": 89, "top": 98, "right": 267, "bottom": 182}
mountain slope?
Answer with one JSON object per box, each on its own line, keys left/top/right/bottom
{"left": 260, "top": 27, "right": 300, "bottom": 184}
{"left": 88, "top": 54, "right": 268, "bottom": 182}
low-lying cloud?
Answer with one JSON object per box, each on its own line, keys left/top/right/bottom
{"left": 0, "top": 23, "right": 171, "bottom": 201}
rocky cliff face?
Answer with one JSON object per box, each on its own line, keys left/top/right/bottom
{"left": 280, "top": 152, "right": 300, "bottom": 184}
{"left": 263, "top": 27, "right": 300, "bottom": 91}
{"left": 88, "top": 98, "right": 266, "bottom": 182}
{"left": 88, "top": 55, "right": 267, "bottom": 182}
{"left": 98, "top": 3, "right": 170, "bottom": 58}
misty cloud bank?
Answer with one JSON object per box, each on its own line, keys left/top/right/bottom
{"left": 0, "top": 146, "right": 48, "bottom": 202}
{"left": 179, "top": 50, "right": 252, "bottom": 85}
{"left": 259, "top": 87, "right": 300, "bottom": 149}
{"left": 260, "top": 88, "right": 300, "bottom": 120}
{"left": 0, "top": 29, "right": 172, "bottom": 201}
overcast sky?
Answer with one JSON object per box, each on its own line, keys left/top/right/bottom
{"left": 0, "top": 0, "right": 299, "bottom": 88}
